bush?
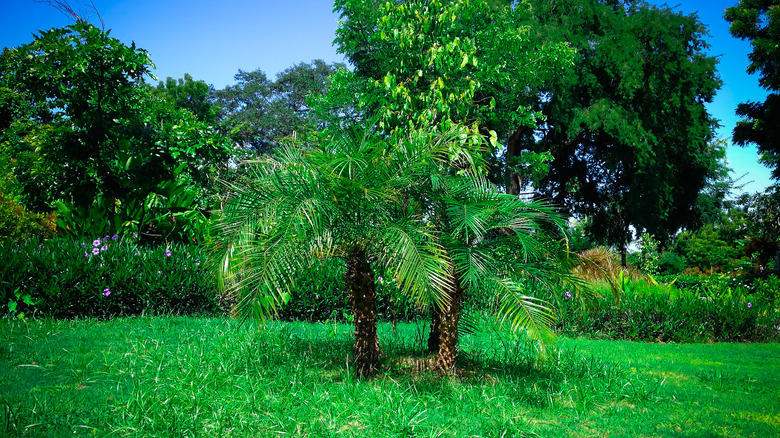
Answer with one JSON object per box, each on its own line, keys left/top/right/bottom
{"left": 555, "top": 279, "right": 779, "bottom": 342}
{"left": 0, "top": 193, "right": 56, "bottom": 241}
{"left": 0, "top": 237, "right": 220, "bottom": 318}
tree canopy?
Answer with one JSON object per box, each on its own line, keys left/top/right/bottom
{"left": 0, "top": 21, "right": 230, "bottom": 238}
{"left": 211, "top": 60, "right": 344, "bottom": 154}
{"left": 725, "top": 0, "right": 780, "bottom": 179}
{"left": 519, "top": 0, "right": 722, "bottom": 260}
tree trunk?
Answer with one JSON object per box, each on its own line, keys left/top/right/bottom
{"left": 436, "top": 274, "right": 465, "bottom": 373}
{"left": 346, "top": 248, "right": 381, "bottom": 377}
{"left": 506, "top": 128, "right": 524, "bottom": 196}
{"left": 427, "top": 305, "right": 442, "bottom": 353}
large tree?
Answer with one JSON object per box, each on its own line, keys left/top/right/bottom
{"left": 521, "top": 0, "right": 722, "bottom": 263}
{"left": 329, "top": 0, "right": 574, "bottom": 188}
{"left": 0, "top": 22, "right": 230, "bottom": 238}
{"left": 725, "top": 0, "right": 780, "bottom": 179}
{"left": 212, "top": 60, "right": 344, "bottom": 154}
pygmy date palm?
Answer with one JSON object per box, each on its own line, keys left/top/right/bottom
{"left": 210, "top": 124, "right": 477, "bottom": 376}
{"left": 427, "top": 176, "right": 580, "bottom": 372}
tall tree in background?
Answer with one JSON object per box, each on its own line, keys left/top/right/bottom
{"left": 153, "top": 73, "right": 220, "bottom": 125}
{"left": 212, "top": 60, "right": 343, "bottom": 154}
{"left": 725, "top": 0, "right": 780, "bottom": 179}
{"left": 522, "top": 0, "right": 722, "bottom": 264}
{"left": 0, "top": 21, "right": 153, "bottom": 214}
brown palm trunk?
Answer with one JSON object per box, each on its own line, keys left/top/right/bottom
{"left": 436, "top": 274, "right": 465, "bottom": 373}
{"left": 346, "top": 248, "right": 381, "bottom": 377}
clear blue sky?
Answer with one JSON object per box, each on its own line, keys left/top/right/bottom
{"left": 1, "top": 0, "right": 774, "bottom": 195}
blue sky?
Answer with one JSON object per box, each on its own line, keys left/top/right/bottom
{"left": 1, "top": 0, "right": 773, "bottom": 194}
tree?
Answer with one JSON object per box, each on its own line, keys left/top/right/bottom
{"left": 0, "top": 21, "right": 153, "bottom": 214}
{"left": 152, "top": 73, "right": 220, "bottom": 125}
{"left": 0, "top": 23, "right": 230, "bottom": 238}
{"left": 725, "top": 0, "right": 780, "bottom": 179}
{"left": 326, "top": 0, "right": 576, "bottom": 372}
{"left": 212, "top": 124, "right": 480, "bottom": 377}
{"left": 521, "top": 0, "right": 722, "bottom": 264}
{"left": 426, "top": 177, "right": 576, "bottom": 371}
{"left": 329, "top": 0, "right": 574, "bottom": 188}
{"left": 212, "top": 60, "right": 344, "bottom": 154}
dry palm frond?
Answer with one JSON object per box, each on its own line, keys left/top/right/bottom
{"left": 572, "top": 246, "right": 644, "bottom": 291}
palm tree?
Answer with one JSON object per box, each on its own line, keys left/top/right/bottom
{"left": 425, "top": 176, "right": 580, "bottom": 372}
{"left": 210, "top": 124, "right": 477, "bottom": 376}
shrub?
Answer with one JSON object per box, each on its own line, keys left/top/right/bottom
{"left": 554, "top": 279, "right": 779, "bottom": 342}
{"left": 0, "top": 193, "right": 56, "bottom": 241}
{"left": 0, "top": 237, "right": 220, "bottom": 318}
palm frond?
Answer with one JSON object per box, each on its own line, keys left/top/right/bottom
{"left": 376, "top": 221, "right": 452, "bottom": 310}
{"left": 489, "top": 277, "right": 557, "bottom": 345}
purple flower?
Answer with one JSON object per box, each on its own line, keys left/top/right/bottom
{"left": 132, "top": 232, "right": 138, "bottom": 238}
{"left": 111, "top": 235, "right": 119, "bottom": 240}
{"left": 102, "top": 288, "right": 111, "bottom": 297}
{"left": 747, "top": 302, "right": 753, "bottom": 308}
{"left": 165, "top": 249, "right": 171, "bottom": 257}
{"left": 92, "top": 248, "right": 100, "bottom": 255}
{"left": 93, "top": 239, "right": 102, "bottom": 247}
{"left": 565, "top": 291, "right": 573, "bottom": 299}
{"left": 101, "top": 245, "right": 108, "bottom": 251}
{"left": 103, "top": 236, "right": 110, "bottom": 242}
{"left": 84, "top": 251, "right": 89, "bottom": 258}
{"left": 39, "top": 244, "right": 45, "bottom": 248}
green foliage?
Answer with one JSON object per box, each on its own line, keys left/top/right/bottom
{"left": 0, "top": 24, "right": 230, "bottom": 239}
{"left": 212, "top": 125, "right": 442, "bottom": 323}
{"left": 328, "top": 0, "right": 575, "bottom": 193}
{"left": 524, "top": 0, "right": 722, "bottom": 247}
{"left": 0, "top": 238, "right": 219, "bottom": 318}
{"left": 675, "top": 226, "right": 747, "bottom": 273}
{"left": 152, "top": 73, "right": 220, "bottom": 124}
{"left": 635, "top": 233, "right": 660, "bottom": 276}
{"left": 275, "top": 259, "right": 426, "bottom": 322}
{"left": 736, "top": 185, "right": 780, "bottom": 269}
{"left": 0, "top": 192, "right": 56, "bottom": 241}
{"left": 656, "top": 251, "right": 688, "bottom": 275}
{"left": 556, "top": 279, "right": 779, "bottom": 342}
{"left": 725, "top": 0, "right": 780, "bottom": 178}
{"left": 212, "top": 60, "right": 344, "bottom": 154}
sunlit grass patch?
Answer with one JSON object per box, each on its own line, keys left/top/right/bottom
{"left": 1, "top": 317, "right": 778, "bottom": 437}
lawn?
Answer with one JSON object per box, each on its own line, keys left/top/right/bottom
{"left": 1, "top": 317, "right": 778, "bottom": 437}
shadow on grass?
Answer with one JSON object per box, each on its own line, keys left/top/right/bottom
{"left": 259, "top": 321, "right": 663, "bottom": 409}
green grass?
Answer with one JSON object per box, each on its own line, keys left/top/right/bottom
{"left": 1, "top": 317, "right": 778, "bottom": 437}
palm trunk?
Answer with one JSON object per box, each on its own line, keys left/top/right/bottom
{"left": 436, "top": 274, "right": 465, "bottom": 373}
{"left": 346, "top": 248, "right": 381, "bottom": 377}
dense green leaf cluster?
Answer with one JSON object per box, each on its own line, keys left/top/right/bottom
{"left": 555, "top": 280, "right": 780, "bottom": 342}
{"left": 0, "top": 237, "right": 219, "bottom": 318}
{"left": 725, "top": 0, "right": 780, "bottom": 178}
{"left": 0, "top": 22, "right": 230, "bottom": 240}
